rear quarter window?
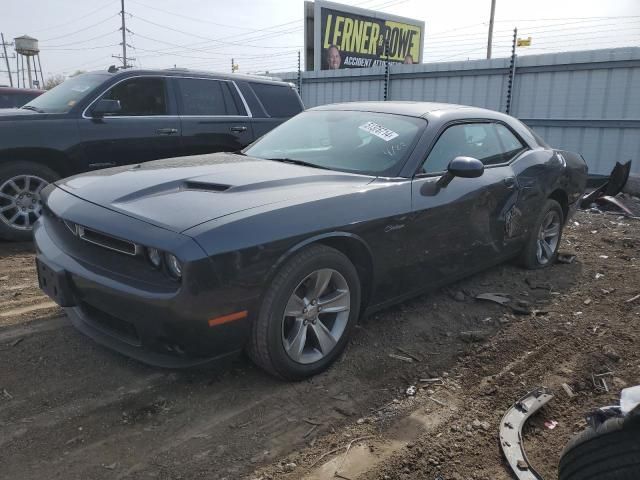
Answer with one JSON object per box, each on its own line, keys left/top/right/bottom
{"left": 249, "top": 82, "right": 302, "bottom": 118}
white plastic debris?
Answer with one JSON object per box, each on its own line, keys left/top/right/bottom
{"left": 621, "top": 386, "right": 640, "bottom": 414}
{"left": 595, "top": 273, "right": 604, "bottom": 279}
{"left": 406, "top": 385, "right": 417, "bottom": 396}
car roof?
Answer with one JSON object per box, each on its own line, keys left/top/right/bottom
{"left": 310, "top": 101, "right": 507, "bottom": 119}
{"left": 85, "top": 68, "right": 293, "bottom": 86}
{"left": 0, "top": 87, "right": 45, "bottom": 94}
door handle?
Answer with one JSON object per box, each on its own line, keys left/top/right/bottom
{"left": 156, "top": 128, "right": 178, "bottom": 135}
{"left": 503, "top": 177, "right": 516, "bottom": 189}
{"left": 230, "top": 126, "right": 247, "bottom": 133}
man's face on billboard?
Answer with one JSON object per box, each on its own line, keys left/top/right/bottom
{"left": 327, "top": 46, "right": 341, "bottom": 69}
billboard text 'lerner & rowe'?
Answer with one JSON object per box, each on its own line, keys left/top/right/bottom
{"left": 320, "top": 7, "right": 422, "bottom": 69}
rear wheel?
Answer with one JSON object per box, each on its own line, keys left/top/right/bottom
{"left": 0, "top": 162, "right": 59, "bottom": 241}
{"left": 519, "top": 199, "right": 564, "bottom": 269}
{"left": 558, "top": 413, "right": 640, "bottom": 480}
{"left": 248, "top": 244, "right": 361, "bottom": 380}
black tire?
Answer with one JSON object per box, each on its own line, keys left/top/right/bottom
{"left": 0, "top": 161, "right": 59, "bottom": 242}
{"left": 247, "top": 244, "right": 361, "bottom": 380}
{"left": 519, "top": 198, "right": 564, "bottom": 269}
{"left": 558, "top": 414, "right": 640, "bottom": 480}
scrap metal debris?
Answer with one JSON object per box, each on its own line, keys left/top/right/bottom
{"left": 580, "top": 161, "right": 633, "bottom": 214}
{"left": 475, "top": 293, "right": 532, "bottom": 315}
{"left": 499, "top": 387, "right": 554, "bottom": 480}
{"left": 556, "top": 254, "right": 576, "bottom": 265}
{"left": 626, "top": 293, "right": 640, "bottom": 304}
{"left": 388, "top": 353, "right": 414, "bottom": 363}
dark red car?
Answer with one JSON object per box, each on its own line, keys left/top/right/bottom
{"left": 0, "top": 87, "right": 45, "bottom": 109}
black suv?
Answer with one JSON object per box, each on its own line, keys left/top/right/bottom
{"left": 0, "top": 69, "right": 304, "bottom": 240}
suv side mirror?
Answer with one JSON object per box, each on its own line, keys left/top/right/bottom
{"left": 91, "top": 99, "right": 121, "bottom": 117}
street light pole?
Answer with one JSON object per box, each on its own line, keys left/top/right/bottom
{"left": 487, "top": 0, "right": 497, "bottom": 59}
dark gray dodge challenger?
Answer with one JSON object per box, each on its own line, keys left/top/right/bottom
{"left": 34, "top": 102, "right": 588, "bottom": 379}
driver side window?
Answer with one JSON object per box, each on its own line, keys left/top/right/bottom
{"left": 421, "top": 122, "right": 503, "bottom": 174}
{"left": 101, "top": 77, "right": 167, "bottom": 116}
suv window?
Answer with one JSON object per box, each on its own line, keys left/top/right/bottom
{"left": 176, "top": 78, "right": 243, "bottom": 116}
{"left": 249, "top": 82, "right": 301, "bottom": 118}
{"left": 422, "top": 122, "right": 524, "bottom": 174}
{"left": 102, "top": 77, "right": 167, "bottom": 116}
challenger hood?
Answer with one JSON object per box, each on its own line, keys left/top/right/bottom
{"left": 55, "top": 153, "right": 373, "bottom": 232}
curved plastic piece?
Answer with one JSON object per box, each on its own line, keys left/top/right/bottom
{"left": 500, "top": 387, "right": 554, "bottom": 480}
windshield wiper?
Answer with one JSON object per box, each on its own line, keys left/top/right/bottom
{"left": 21, "top": 105, "right": 44, "bottom": 113}
{"left": 265, "top": 158, "right": 330, "bottom": 170}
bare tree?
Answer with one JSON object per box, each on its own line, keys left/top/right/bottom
{"left": 43, "top": 74, "right": 66, "bottom": 90}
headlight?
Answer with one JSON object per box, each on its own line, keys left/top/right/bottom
{"left": 165, "top": 253, "right": 182, "bottom": 279}
{"left": 147, "top": 248, "right": 162, "bottom": 268}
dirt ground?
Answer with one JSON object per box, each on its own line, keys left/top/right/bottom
{"left": 0, "top": 208, "right": 638, "bottom": 480}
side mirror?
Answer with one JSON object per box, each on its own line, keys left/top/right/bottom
{"left": 448, "top": 156, "right": 484, "bottom": 178}
{"left": 427, "top": 157, "right": 484, "bottom": 193}
{"left": 91, "top": 98, "right": 121, "bottom": 117}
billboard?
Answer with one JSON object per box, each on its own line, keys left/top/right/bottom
{"left": 304, "top": 1, "right": 425, "bottom": 71}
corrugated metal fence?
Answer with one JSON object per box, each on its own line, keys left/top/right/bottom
{"left": 280, "top": 47, "right": 640, "bottom": 176}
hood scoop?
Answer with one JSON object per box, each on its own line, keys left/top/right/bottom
{"left": 183, "top": 181, "right": 231, "bottom": 193}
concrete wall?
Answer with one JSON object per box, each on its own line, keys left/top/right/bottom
{"left": 280, "top": 47, "right": 640, "bottom": 176}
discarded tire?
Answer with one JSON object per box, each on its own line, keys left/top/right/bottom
{"left": 558, "top": 412, "right": 640, "bottom": 480}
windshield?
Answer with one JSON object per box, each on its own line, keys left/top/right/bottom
{"left": 23, "top": 73, "right": 108, "bottom": 114}
{"left": 244, "top": 110, "right": 426, "bottom": 176}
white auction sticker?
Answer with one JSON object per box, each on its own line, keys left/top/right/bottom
{"left": 358, "top": 121, "right": 399, "bottom": 142}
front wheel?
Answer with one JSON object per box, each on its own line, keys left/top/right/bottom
{"left": 0, "top": 162, "right": 59, "bottom": 241}
{"left": 248, "top": 244, "right": 361, "bottom": 380}
{"left": 519, "top": 198, "right": 564, "bottom": 269}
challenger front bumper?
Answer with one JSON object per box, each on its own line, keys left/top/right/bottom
{"left": 33, "top": 186, "right": 258, "bottom": 368}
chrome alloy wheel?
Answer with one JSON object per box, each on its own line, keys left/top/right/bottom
{"left": 0, "top": 174, "right": 48, "bottom": 231}
{"left": 536, "top": 210, "right": 561, "bottom": 265}
{"left": 281, "top": 268, "right": 351, "bottom": 364}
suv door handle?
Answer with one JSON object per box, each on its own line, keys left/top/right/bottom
{"left": 503, "top": 176, "right": 516, "bottom": 189}
{"left": 230, "top": 126, "right": 247, "bottom": 133}
{"left": 156, "top": 128, "right": 178, "bottom": 135}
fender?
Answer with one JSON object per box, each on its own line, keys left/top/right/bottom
{"left": 265, "top": 230, "right": 375, "bottom": 295}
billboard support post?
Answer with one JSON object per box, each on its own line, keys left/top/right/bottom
{"left": 506, "top": 27, "right": 518, "bottom": 114}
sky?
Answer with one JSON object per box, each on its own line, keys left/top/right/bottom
{"left": 1, "top": 0, "right": 639, "bottom": 86}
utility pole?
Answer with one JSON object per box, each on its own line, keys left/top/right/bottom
{"left": 486, "top": 0, "right": 497, "bottom": 59}
{"left": 1, "top": 33, "right": 13, "bottom": 86}
{"left": 120, "top": 0, "right": 128, "bottom": 69}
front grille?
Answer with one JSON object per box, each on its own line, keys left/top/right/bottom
{"left": 81, "top": 302, "right": 141, "bottom": 345}
{"left": 77, "top": 225, "right": 140, "bottom": 256}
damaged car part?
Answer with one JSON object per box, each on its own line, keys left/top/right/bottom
{"left": 500, "top": 387, "right": 554, "bottom": 480}
{"left": 580, "top": 160, "right": 633, "bottom": 214}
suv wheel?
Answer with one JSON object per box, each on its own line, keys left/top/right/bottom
{"left": 0, "top": 162, "right": 59, "bottom": 241}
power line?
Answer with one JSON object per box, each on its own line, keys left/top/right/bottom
{"left": 30, "top": 1, "right": 118, "bottom": 34}
{"left": 40, "top": 29, "right": 119, "bottom": 48}
{"left": 127, "top": 0, "right": 298, "bottom": 33}
{"left": 41, "top": 13, "right": 120, "bottom": 42}
{"left": 41, "top": 43, "right": 121, "bottom": 52}
{"left": 131, "top": 15, "right": 302, "bottom": 49}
